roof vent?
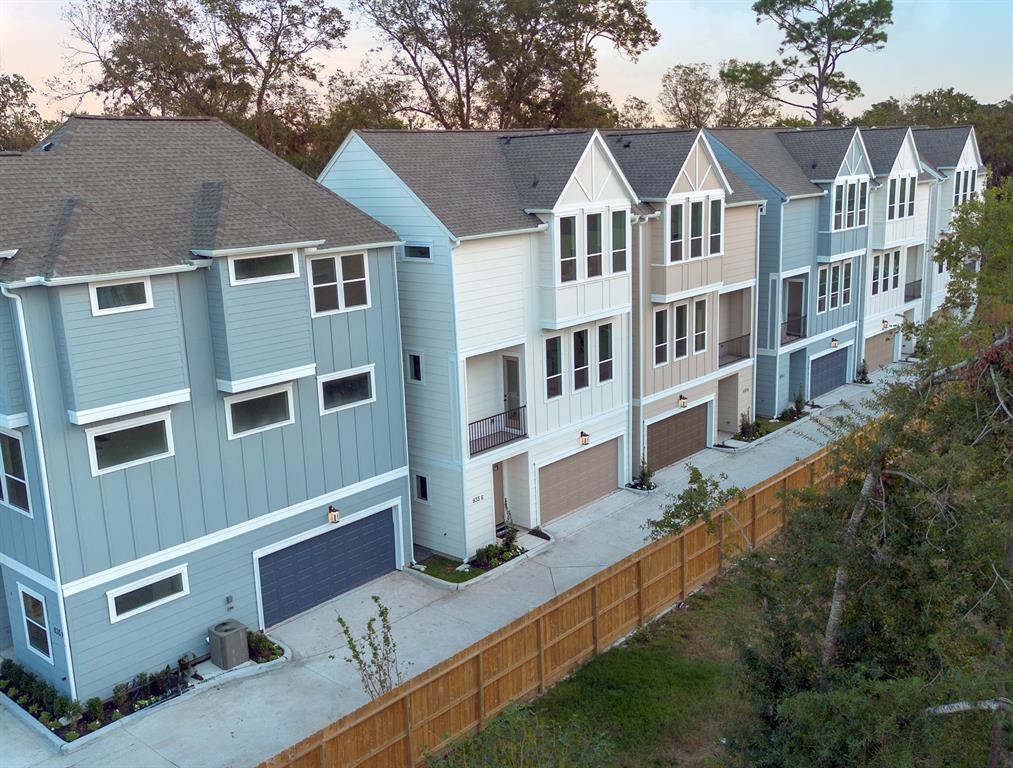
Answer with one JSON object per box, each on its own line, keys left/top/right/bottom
{"left": 531, "top": 175, "right": 539, "bottom": 188}
{"left": 623, "top": 138, "right": 632, "bottom": 148}
{"left": 811, "top": 160, "right": 817, "bottom": 169}
{"left": 504, "top": 136, "right": 512, "bottom": 144}
{"left": 42, "top": 142, "right": 54, "bottom": 151}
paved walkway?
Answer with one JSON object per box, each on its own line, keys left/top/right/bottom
{"left": 3, "top": 368, "right": 901, "bottom": 768}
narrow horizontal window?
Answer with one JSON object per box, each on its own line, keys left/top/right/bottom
{"left": 225, "top": 384, "right": 293, "bottom": 440}
{"left": 108, "top": 566, "right": 189, "bottom": 622}
{"left": 319, "top": 367, "right": 375, "bottom": 414}
{"left": 88, "top": 413, "right": 173, "bottom": 475}
{"left": 231, "top": 252, "right": 297, "bottom": 284}
{"left": 90, "top": 278, "right": 152, "bottom": 315}
{"left": 404, "top": 245, "right": 431, "bottom": 259}
{"left": 0, "top": 431, "right": 30, "bottom": 515}
{"left": 19, "top": 585, "right": 51, "bottom": 661}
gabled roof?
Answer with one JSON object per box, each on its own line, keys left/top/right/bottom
{"left": 0, "top": 115, "right": 396, "bottom": 283}
{"left": 775, "top": 126, "right": 865, "bottom": 181}
{"left": 858, "top": 127, "right": 910, "bottom": 177}
{"left": 354, "top": 129, "right": 634, "bottom": 239}
{"left": 911, "top": 126, "right": 975, "bottom": 170}
{"left": 706, "top": 128, "right": 822, "bottom": 199}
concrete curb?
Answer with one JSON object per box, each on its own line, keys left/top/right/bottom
{"left": 405, "top": 535, "right": 555, "bottom": 591}
{"left": 713, "top": 412, "right": 816, "bottom": 453}
{"left": 621, "top": 485, "right": 658, "bottom": 496}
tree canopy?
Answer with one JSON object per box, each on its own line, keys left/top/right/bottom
{"left": 0, "top": 74, "right": 56, "bottom": 151}
{"left": 659, "top": 60, "right": 780, "bottom": 128}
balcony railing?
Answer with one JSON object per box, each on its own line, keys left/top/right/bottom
{"left": 469, "top": 406, "right": 527, "bottom": 456}
{"left": 718, "top": 334, "right": 751, "bottom": 367}
{"left": 904, "top": 279, "right": 922, "bottom": 301}
{"left": 780, "top": 316, "right": 807, "bottom": 345}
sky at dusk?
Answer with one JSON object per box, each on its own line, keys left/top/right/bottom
{"left": 1, "top": 0, "right": 1012, "bottom": 121}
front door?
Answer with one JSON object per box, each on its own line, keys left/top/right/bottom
{"left": 493, "top": 462, "right": 505, "bottom": 524}
{"left": 785, "top": 280, "right": 804, "bottom": 337}
{"left": 503, "top": 356, "right": 521, "bottom": 429}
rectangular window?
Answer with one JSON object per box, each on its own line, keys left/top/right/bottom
{"left": 872, "top": 254, "right": 880, "bottom": 295}
{"left": 962, "top": 170, "right": 970, "bottom": 202}
{"left": 545, "top": 336, "right": 562, "bottom": 398}
{"left": 0, "top": 431, "right": 29, "bottom": 515}
{"left": 319, "top": 366, "right": 375, "bottom": 414}
{"left": 953, "top": 171, "right": 962, "bottom": 207}
{"left": 309, "top": 253, "right": 370, "bottom": 314}
{"left": 585, "top": 213, "right": 603, "bottom": 278}
{"left": 559, "top": 216, "right": 577, "bottom": 282}
{"left": 898, "top": 177, "right": 907, "bottom": 220}
{"left": 846, "top": 182, "right": 857, "bottom": 228}
{"left": 690, "top": 201, "right": 703, "bottom": 258}
{"left": 407, "top": 353, "right": 423, "bottom": 383}
{"left": 19, "top": 585, "right": 51, "bottom": 661}
{"left": 888, "top": 178, "right": 897, "bottom": 220}
{"left": 572, "top": 329, "right": 589, "bottom": 391}
{"left": 693, "top": 299, "right": 707, "bottom": 353}
{"left": 833, "top": 183, "right": 845, "bottom": 230}
{"left": 225, "top": 384, "right": 294, "bottom": 440}
{"left": 842, "top": 260, "right": 852, "bottom": 306}
{"left": 414, "top": 474, "right": 429, "bottom": 503}
{"left": 230, "top": 252, "right": 297, "bottom": 285}
{"left": 88, "top": 412, "right": 173, "bottom": 476}
{"left": 654, "top": 308, "right": 668, "bottom": 366}
{"left": 107, "top": 565, "right": 189, "bottom": 623}
{"left": 858, "top": 181, "right": 868, "bottom": 226}
{"left": 404, "top": 244, "right": 431, "bottom": 259}
{"left": 970, "top": 169, "right": 977, "bottom": 198}
{"left": 907, "top": 176, "right": 916, "bottom": 217}
{"left": 938, "top": 259, "right": 945, "bottom": 275}
{"left": 597, "top": 323, "right": 613, "bottom": 383}
{"left": 892, "top": 250, "right": 900, "bottom": 289}
{"left": 881, "top": 252, "right": 891, "bottom": 294}
{"left": 709, "top": 199, "right": 722, "bottom": 254}
{"left": 669, "top": 204, "right": 683, "bottom": 262}
{"left": 817, "top": 266, "right": 828, "bottom": 313}
{"left": 674, "top": 304, "right": 688, "bottom": 359}
{"left": 611, "top": 211, "right": 627, "bottom": 273}
{"left": 90, "top": 277, "right": 152, "bottom": 316}
{"left": 830, "top": 263, "right": 841, "bottom": 309}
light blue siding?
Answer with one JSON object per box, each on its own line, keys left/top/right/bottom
{"left": 206, "top": 260, "right": 315, "bottom": 384}
{"left": 0, "top": 424, "right": 54, "bottom": 576}
{"left": 754, "top": 355, "right": 778, "bottom": 417}
{"left": 0, "top": 302, "right": 25, "bottom": 416}
{"left": 1, "top": 566, "right": 72, "bottom": 696}
{"left": 0, "top": 581, "right": 10, "bottom": 648}
{"left": 52, "top": 277, "right": 188, "bottom": 412}
{"left": 781, "top": 198, "right": 819, "bottom": 273}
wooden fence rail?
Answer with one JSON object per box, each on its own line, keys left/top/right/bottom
{"left": 260, "top": 447, "right": 833, "bottom": 768}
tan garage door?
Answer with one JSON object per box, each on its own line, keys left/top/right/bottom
{"left": 865, "top": 331, "right": 895, "bottom": 372}
{"left": 538, "top": 438, "right": 619, "bottom": 524}
{"left": 647, "top": 404, "right": 708, "bottom": 471}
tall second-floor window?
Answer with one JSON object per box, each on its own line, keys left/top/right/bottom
{"left": 709, "top": 199, "right": 722, "bottom": 255}
{"left": 693, "top": 299, "right": 707, "bottom": 353}
{"left": 559, "top": 216, "right": 577, "bottom": 282}
{"left": 842, "top": 261, "right": 853, "bottom": 305}
{"left": 310, "top": 253, "right": 369, "bottom": 314}
{"left": 892, "top": 251, "right": 900, "bottom": 289}
{"left": 690, "top": 201, "right": 704, "bottom": 258}
{"left": 674, "top": 304, "right": 688, "bottom": 359}
{"left": 845, "top": 183, "right": 858, "bottom": 228}
{"left": 830, "top": 263, "right": 841, "bottom": 309}
{"left": 545, "top": 337, "right": 562, "bottom": 398}
{"left": 611, "top": 211, "right": 627, "bottom": 273}
{"left": 891, "top": 177, "right": 917, "bottom": 220}
{"left": 888, "top": 178, "right": 897, "bottom": 220}
{"left": 881, "top": 251, "right": 892, "bottom": 294}
{"left": 872, "top": 254, "right": 880, "bottom": 295}
{"left": 858, "top": 181, "right": 868, "bottom": 225}
{"left": 953, "top": 169, "right": 978, "bottom": 207}
{"left": 654, "top": 308, "right": 668, "bottom": 366}
{"left": 669, "top": 204, "right": 683, "bottom": 262}
{"left": 598, "top": 323, "right": 613, "bottom": 382}
{"left": 572, "top": 329, "right": 589, "bottom": 390}
{"left": 817, "top": 267, "right": 828, "bottom": 313}
{"left": 906, "top": 176, "right": 916, "bottom": 216}
{"left": 0, "top": 431, "right": 29, "bottom": 515}
{"left": 835, "top": 180, "right": 868, "bottom": 230}
{"left": 834, "top": 183, "right": 845, "bottom": 229}
{"left": 585, "top": 213, "right": 603, "bottom": 278}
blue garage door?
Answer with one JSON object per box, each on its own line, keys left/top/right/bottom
{"left": 809, "top": 348, "right": 849, "bottom": 399}
{"left": 259, "top": 510, "right": 396, "bottom": 627}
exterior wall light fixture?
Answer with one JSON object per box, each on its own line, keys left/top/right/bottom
{"left": 327, "top": 505, "right": 340, "bottom": 524}
{"left": 831, "top": 337, "right": 839, "bottom": 348}
{"left": 579, "top": 431, "right": 590, "bottom": 446}
{"left": 678, "top": 394, "right": 688, "bottom": 408}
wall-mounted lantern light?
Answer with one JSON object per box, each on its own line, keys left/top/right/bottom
{"left": 579, "top": 431, "right": 590, "bottom": 446}
{"left": 881, "top": 319, "right": 889, "bottom": 331}
{"left": 327, "top": 505, "right": 340, "bottom": 524}
{"left": 830, "top": 337, "right": 839, "bottom": 348}
{"left": 678, "top": 394, "right": 688, "bottom": 408}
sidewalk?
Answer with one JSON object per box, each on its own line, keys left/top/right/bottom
{"left": 4, "top": 367, "right": 901, "bottom": 768}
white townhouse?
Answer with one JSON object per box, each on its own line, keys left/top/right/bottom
{"left": 320, "top": 129, "right": 640, "bottom": 560}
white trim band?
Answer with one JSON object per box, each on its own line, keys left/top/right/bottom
{"left": 217, "top": 364, "right": 317, "bottom": 394}
{"left": 0, "top": 412, "right": 29, "bottom": 429}
{"left": 68, "top": 388, "right": 191, "bottom": 425}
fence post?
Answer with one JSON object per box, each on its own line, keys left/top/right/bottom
{"left": 476, "top": 652, "right": 485, "bottom": 732}
{"left": 750, "top": 494, "right": 757, "bottom": 548}
{"left": 403, "top": 695, "right": 414, "bottom": 768}
{"left": 718, "top": 513, "right": 725, "bottom": 573}
{"left": 636, "top": 559, "right": 645, "bottom": 626}
{"left": 591, "top": 583, "right": 600, "bottom": 654}
{"left": 679, "top": 534, "right": 687, "bottom": 600}
{"left": 537, "top": 614, "right": 546, "bottom": 693}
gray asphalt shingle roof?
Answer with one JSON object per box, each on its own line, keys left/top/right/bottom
{"left": 706, "top": 128, "right": 822, "bottom": 199}
{"left": 911, "top": 126, "right": 974, "bottom": 170}
{"left": 859, "top": 127, "right": 910, "bottom": 176}
{"left": 0, "top": 115, "right": 396, "bottom": 282}
{"left": 356, "top": 129, "right": 606, "bottom": 238}
{"left": 775, "top": 127, "right": 859, "bottom": 181}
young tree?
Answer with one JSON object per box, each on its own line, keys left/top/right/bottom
{"left": 721, "top": 0, "right": 893, "bottom": 126}
{"left": 0, "top": 74, "right": 55, "bottom": 150}
{"left": 658, "top": 62, "right": 716, "bottom": 128}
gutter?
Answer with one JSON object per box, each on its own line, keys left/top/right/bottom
{"left": 1, "top": 285, "right": 78, "bottom": 700}
{"left": 190, "top": 240, "right": 325, "bottom": 258}
{"left": 456, "top": 224, "right": 548, "bottom": 243}
{"left": 305, "top": 240, "right": 404, "bottom": 255}
{"left": 4, "top": 263, "right": 207, "bottom": 289}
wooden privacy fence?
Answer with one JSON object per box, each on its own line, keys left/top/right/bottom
{"left": 261, "top": 447, "right": 835, "bottom": 768}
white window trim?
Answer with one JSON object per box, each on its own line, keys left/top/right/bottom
{"left": 402, "top": 242, "right": 433, "bottom": 260}
{"left": 841, "top": 260, "right": 853, "bottom": 307}
{"left": 86, "top": 411, "right": 174, "bottom": 477}
{"left": 668, "top": 202, "right": 684, "bottom": 263}
{"left": 106, "top": 564, "right": 189, "bottom": 624}
{"left": 692, "top": 298, "right": 708, "bottom": 355}
{"left": 545, "top": 336, "right": 564, "bottom": 400}
{"left": 308, "top": 252, "right": 372, "bottom": 317}
{"left": 318, "top": 364, "right": 376, "bottom": 415}
{"left": 0, "top": 427, "right": 31, "bottom": 518}
{"left": 228, "top": 250, "right": 299, "bottom": 286}
{"left": 224, "top": 383, "right": 295, "bottom": 441}
{"left": 413, "top": 473, "right": 430, "bottom": 505}
{"left": 405, "top": 350, "right": 425, "bottom": 385}
{"left": 17, "top": 583, "right": 53, "bottom": 663}
{"left": 673, "top": 302, "right": 689, "bottom": 361}
{"left": 88, "top": 276, "right": 153, "bottom": 317}
{"left": 831, "top": 177, "right": 870, "bottom": 232}
{"left": 572, "top": 328, "right": 590, "bottom": 391}
{"left": 584, "top": 211, "right": 604, "bottom": 279}
{"left": 653, "top": 306, "right": 669, "bottom": 368}
{"left": 708, "top": 198, "right": 724, "bottom": 257}
{"left": 557, "top": 215, "right": 579, "bottom": 285}
{"left": 596, "top": 321, "right": 614, "bottom": 384}
{"left": 610, "top": 210, "right": 630, "bottom": 274}
{"left": 688, "top": 199, "right": 705, "bottom": 259}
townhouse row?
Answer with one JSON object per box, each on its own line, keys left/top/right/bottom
{"left": 0, "top": 116, "right": 982, "bottom": 701}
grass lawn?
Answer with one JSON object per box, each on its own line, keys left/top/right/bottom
{"left": 430, "top": 569, "right": 760, "bottom": 767}
{"left": 416, "top": 554, "right": 482, "bottom": 583}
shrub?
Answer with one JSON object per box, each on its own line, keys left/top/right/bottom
{"left": 53, "top": 695, "right": 71, "bottom": 718}
{"left": 84, "top": 696, "right": 103, "bottom": 722}
{"left": 855, "top": 358, "right": 870, "bottom": 383}
{"left": 112, "top": 682, "right": 129, "bottom": 711}
{"left": 111, "top": 710, "right": 124, "bottom": 721}
{"left": 0, "top": 658, "right": 16, "bottom": 680}
{"left": 793, "top": 386, "right": 806, "bottom": 417}
{"left": 7, "top": 686, "right": 19, "bottom": 699}
{"left": 738, "top": 411, "right": 760, "bottom": 440}
{"left": 16, "top": 695, "right": 28, "bottom": 706}
{"left": 64, "top": 699, "right": 83, "bottom": 726}
{"left": 337, "top": 595, "right": 407, "bottom": 700}
{"left": 132, "top": 672, "right": 149, "bottom": 697}
{"left": 637, "top": 453, "right": 655, "bottom": 489}
{"left": 64, "top": 731, "right": 80, "bottom": 742}
{"left": 87, "top": 720, "right": 101, "bottom": 732}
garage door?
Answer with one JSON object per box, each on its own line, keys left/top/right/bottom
{"left": 809, "top": 348, "right": 849, "bottom": 399}
{"left": 259, "top": 510, "right": 396, "bottom": 627}
{"left": 538, "top": 439, "right": 619, "bottom": 524}
{"left": 864, "top": 331, "right": 895, "bottom": 372}
{"left": 646, "top": 403, "right": 709, "bottom": 471}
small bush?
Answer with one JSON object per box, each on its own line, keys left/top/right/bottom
{"left": 64, "top": 699, "right": 83, "bottom": 726}
{"left": 855, "top": 358, "right": 870, "bottom": 383}
{"left": 87, "top": 720, "right": 101, "bottom": 732}
{"left": 112, "top": 682, "right": 129, "bottom": 710}
{"left": 16, "top": 695, "right": 28, "bottom": 706}
{"left": 111, "top": 710, "right": 124, "bottom": 722}
{"left": 64, "top": 730, "right": 80, "bottom": 742}
{"left": 84, "top": 696, "right": 103, "bottom": 722}
{"left": 737, "top": 411, "right": 760, "bottom": 440}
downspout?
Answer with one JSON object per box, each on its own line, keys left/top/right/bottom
{"left": 751, "top": 205, "right": 761, "bottom": 420}
{"left": 2, "top": 285, "right": 77, "bottom": 700}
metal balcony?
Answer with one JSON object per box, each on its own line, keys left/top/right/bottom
{"left": 718, "top": 334, "right": 751, "bottom": 367}
{"left": 468, "top": 406, "right": 527, "bottom": 456}
{"left": 904, "top": 279, "right": 922, "bottom": 301}
{"left": 780, "top": 316, "right": 807, "bottom": 345}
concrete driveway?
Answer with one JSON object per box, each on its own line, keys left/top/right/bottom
{"left": 5, "top": 368, "right": 900, "bottom": 768}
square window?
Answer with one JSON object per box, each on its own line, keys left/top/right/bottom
{"left": 310, "top": 253, "right": 370, "bottom": 314}
{"left": 319, "top": 368, "right": 375, "bottom": 413}
{"left": 231, "top": 252, "right": 297, "bottom": 284}
{"left": 88, "top": 414, "right": 173, "bottom": 476}
{"left": 90, "top": 278, "right": 152, "bottom": 315}
{"left": 225, "top": 385, "right": 293, "bottom": 440}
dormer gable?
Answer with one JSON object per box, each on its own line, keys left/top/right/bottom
{"left": 888, "top": 129, "right": 921, "bottom": 177}
{"left": 955, "top": 128, "right": 983, "bottom": 170}
{"left": 668, "top": 132, "right": 732, "bottom": 200}
{"left": 835, "top": 129, "right": 873, "bottom": 180}
{"left": 555, "top": 131, "right": 639, "bottom": 211}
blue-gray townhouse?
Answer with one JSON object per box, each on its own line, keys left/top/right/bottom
{"left": 0, "top": 116, "right": 411, "bottom": 700}
{"left": 707, "top": 127, "right": 873, "bottom": 417}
